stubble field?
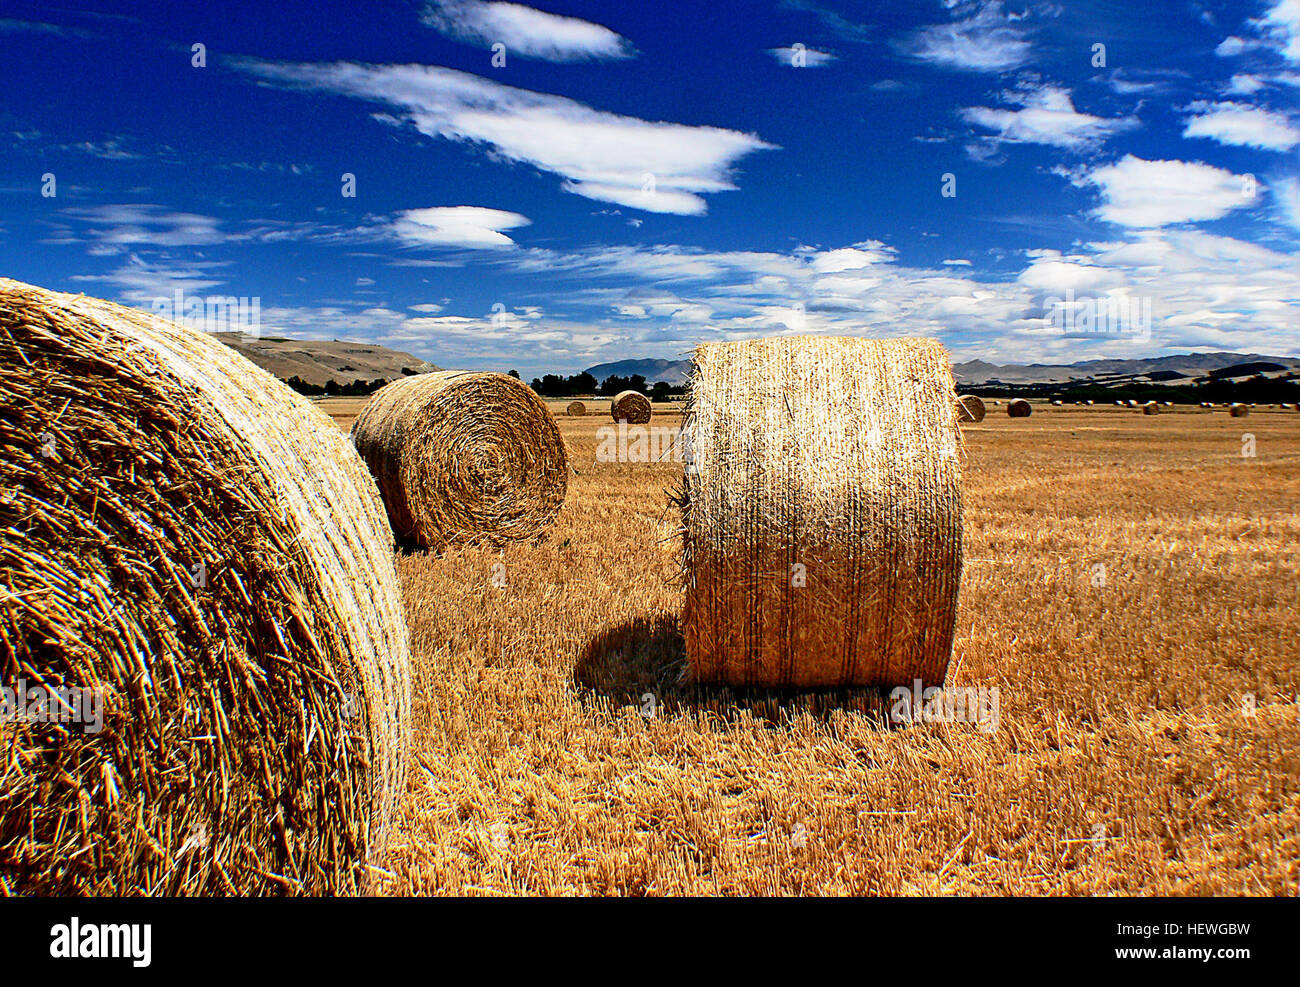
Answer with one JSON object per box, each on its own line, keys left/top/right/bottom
{"left": 319, "top": 397, "right": 1300, "bottom": 895}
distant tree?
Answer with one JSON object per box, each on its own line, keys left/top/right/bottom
{"left": 508, "top": 369, "right": 520, "bottom": 379}
{"left": 598, "top": 373, "right": 648, "bottom": 396}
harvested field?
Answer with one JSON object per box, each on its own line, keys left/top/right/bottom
{"left": 315, "top": 397, "right": 1300, "bottom": 896}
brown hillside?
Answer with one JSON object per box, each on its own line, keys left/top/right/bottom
{"left": 212, "top": 332, "right": 440, "bottom": 386}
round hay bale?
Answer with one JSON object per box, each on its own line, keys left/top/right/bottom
{"left": 1086, "top": 400, "right": 1095, "bottom": 405}
{"left": 566, "top": 400, "right": 587, "bottom": 417}
{"left": 1230, "top": 402, "right": 1250, "bottom": 417}
{"left": 1142, "top": 401, "right": 1160, "bottom": 415}
{"left": 351, "top": 371, "right": 567, "bottom": 549}
{"left": 610, "top": 389, "right": 652, "bottom": 424}
{"left": 1007, "top": 398, "right": 1032, "bottom": 418}
{"left": 0, "top": 278, "right": 410, "bottom": 896}
{"left": 680, "top": 335, "right": 962, "bottom": 688}
{"left": 956, "top": 394, "right": 985, "bottom": 423}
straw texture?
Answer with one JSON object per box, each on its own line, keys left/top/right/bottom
{"left": 680, "top": 335, "right": 964, "bottom": 688}
{"left": 0, "top": 278, "right": 411, "bottom": 896}
{"left": 956, "top": 394, "right": 986, "bottom": 423}
{"left": 1142, "top": 401, "right": 1160, "bottom": 415}
{"left": 1007, "top": 398, "right": 1032, "bottom": 418}
{"left": 610, "top": 390, "right": 652, "bottom": 424}
{"left": 566, "top": 401, "right": 587, "bottom": 417}
{"left": 351, "top": 371, "right": 568, "bottom": 549}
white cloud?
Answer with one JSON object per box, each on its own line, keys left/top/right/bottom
{"left": 391, "top": 206, "right": 531, "bottom": 248}
{"left": 941, "top": 258, "right": 972, "bottom": 266}
{"left": 421, "top": 1, "right": 632, "bottom": 61}
{"left": 1274, "top": 176, "right": 1300, "bottom": 233}
{"left": 895, "top": 2, "right": 1032, "bottom": 73}
{"left": 1182, "top": 100, "right": 1300, "bottom": 150}
{"left": 1215, "top": 35, "right": 1256, "bottom": 57}
{"left": 1076, "top": 156, "right": 1254, "bottom": 228}
{"left": 961, "top": 85, "right": 1138, "bottom": 150}
{"left": 237, "top": 60, "right": 775, "bottom": 216}
{"left": 1227, "top": 73, "right": 1267, "bottom": 94}
{"left": 1259, "top": 0, "right": 1300, "bottom": 64}
{"left": 767, "top": 46, "right": 837, "bottom": 67}
{"left": 59, "top": 204, "right": 228, "bottom": 247}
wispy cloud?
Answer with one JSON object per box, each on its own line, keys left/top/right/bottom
{"left": 778, "top": 0, "right": 871, "bottom": 43}
{"left": 234, "top": 60, "right": 776, "bottom": 216}
{"left": 961, "top": 85, "right": 1138, "bottom": 151}
{"left": 1073, "top": 156, "right": 1255, "bottom": 228}
{"left": 766, "top": 46, "right": 836, "bottom": 67}
{"left": 1274, "top": 176, "right": 1300, "bottom": 233}
{"left": 895, "top": 1, "right": 1032, "bottom": 73}
{"left": 420, "top": 1, "right": 633, "bottom": 61}
{"left": 1182, "top": 100, "right": 1300, "bottom": 150}
{"left": 57, "top": 204, "right": 228, "bottom": 247}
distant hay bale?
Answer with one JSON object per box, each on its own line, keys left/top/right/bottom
{"left": 956, "top": 394, "right": 985, "bottom": 422}
{"left": 680, "top": 335, "right": 962, "bottom": 688}
{"left": 1007, "top": 398, "right": 1032, "bottom": 418}
{"left": 610, "top": 390, "right": 652, "bottom": 424}
{"left": 1086, "top": 400, "right": 1095, "bottom": 405}
{"left": 352, "top": 371, "right": 567, "bottom": 549}
{"left": 1143, "top": 401, "right": 1160, "bottom": 415}
{"left": 1050, "top": 399, "right": 1063, "bottom": 406}
{"left": 566, "top": 400, "right": 587, "bottom": 417}
{"left": 0, "top": 278, "right": 410, "bottom": 896}
{"left": 1230, "top": 403, "right": 1250, "bottom": 418}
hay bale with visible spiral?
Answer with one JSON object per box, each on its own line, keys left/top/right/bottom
{"left": 610, "top": 390, "right": 652, "bottom": 424}
{"left": 0, "top": 278, "right": 410, "bottom": 896}
{"left": 1230, "top": 403, "right": 1250, "bottom": 418}
{"left": 351, "top": 371, "right": 568, "bottom": 549}
{"left": 566, "top": 400, "right": 587, "bottom": 417}
{"left": 680, "top": 335, "right": 962, "bottom": 688}
{"left": 956, "top": 394, "right": 985, "bottom": 423}
{"left": 1007, "top": 398, "right": 1032, "bottom": 418}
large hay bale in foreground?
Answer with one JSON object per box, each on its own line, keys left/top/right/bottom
{"left": 0, "top": 278, "right": 410, "bottom": 895}
{"left": 956, "top": 394, "right": 985, "bottom": 423}
{"left": 566, "top": 400, "right": 587, "bottom": 417}
{"left": 610, "top": 390, "right": 652, "bottom": 424}
{"left": 1230, "top": 403, "right": 1250, "bottom": 418}
{"left": 351, "top": 371, "right": 567, "bottom": 549}
{"left": 1007, "top": 398, "right": 1032, "bottom": 418}
{"left": 1142, "top": 401, "right": 1159, "bottom": 415}
{"left": 681, "top": 335, "right": 962, "bottom": 688}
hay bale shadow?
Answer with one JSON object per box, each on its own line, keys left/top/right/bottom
{"left": 574, "top": 615, "right": 899, "bottom": 728}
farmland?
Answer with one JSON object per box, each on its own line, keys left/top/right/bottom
{"left": 317, "top": 398, "right": 1300, "bottom": 895}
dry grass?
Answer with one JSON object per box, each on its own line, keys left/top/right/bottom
{"left": 333, "top": 398, "right": 1300, "bottom": 896}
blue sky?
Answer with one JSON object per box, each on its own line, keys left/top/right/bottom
{"left": 3, "top": 0, "right": 1299, "bottom": 375}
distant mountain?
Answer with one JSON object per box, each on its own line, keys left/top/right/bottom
{"left": 587, "top": 351, "right": 1300, "bottom": 388}
{"left": 584, "top": 357, "right": 691, "bottom": 384}
{"left": 953, "top": 351, "right": 1300, "bottom": 385}
{"left": 213, "top": 333, "right": 440, "bottom": 386}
